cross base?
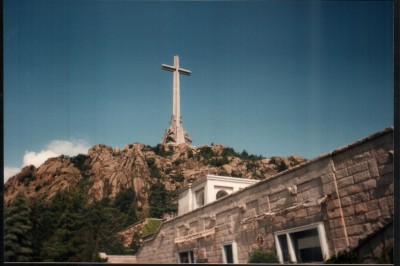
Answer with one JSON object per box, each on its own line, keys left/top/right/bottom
{"left": 160, "top": 127, "right": 192, "bottom": 145}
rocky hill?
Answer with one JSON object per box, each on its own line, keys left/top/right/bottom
{"left": 4, "top": 142, "right": 306, "bottom": 211}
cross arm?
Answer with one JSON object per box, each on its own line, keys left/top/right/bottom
{"left": 178, "top": 68, "right": 191, "bottom": 76}
{"left": 161, "top": 64, "right": 191, "bottom": 76}
{"left": 161, "top": 64, "right": 175, "bottom": 72}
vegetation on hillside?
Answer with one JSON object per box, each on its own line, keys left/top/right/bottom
{"left": 4, "top": 193, "right": 33, "bottom": 262}
{"left": 4, "top": 182, "right": 142, "bottom": 261}
{"left": 148, "top": 181, "right": 177, "bottom": 218}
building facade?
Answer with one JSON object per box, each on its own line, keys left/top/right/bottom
{"left": 176, "top": 175, "right": 259, "bottom": 216}
{"left": 135, "top": 128, "right": 394, "bottom": 264}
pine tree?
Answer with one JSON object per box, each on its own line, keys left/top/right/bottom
{"left": 125, "top": 202, "right": 139, "bottom": 227}
{"left": 4, "top": 192, "right": 33, "bottom": 262}
{"left": 40, "top": 190, "right": 85, "bottom": 261}
{"left": 113, "top": 186, "right": 136, "bottom": 213}
{"left": 148, "top": 182, "right": 176, "bottom": 218}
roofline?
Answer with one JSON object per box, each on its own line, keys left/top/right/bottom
{"left": 165, "top": 127, "right": 393, "bottom": 221}
{"left": 174, "top": 174, "right": 259, "bottom": 195}
{"left": 253, "top": 126, "right": 393, "bottom": 188}
{"left": 117, "top": 218, "right": 163, "bottom": 234}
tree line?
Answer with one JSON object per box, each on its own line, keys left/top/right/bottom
{"left": 4, "top": 179, "right": 175, "bottom": 262}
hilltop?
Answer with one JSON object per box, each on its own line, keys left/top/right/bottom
{"left": 4, "top": 142, "right": 306, "bottom": 212}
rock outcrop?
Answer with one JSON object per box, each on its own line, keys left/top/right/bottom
{"left": 4, "top": 142, "right": 307, "bottom": 208}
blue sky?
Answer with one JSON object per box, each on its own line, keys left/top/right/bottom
{"left": 4, "top": 0, "right": 393, "bottom": 181}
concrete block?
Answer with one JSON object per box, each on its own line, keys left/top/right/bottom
{"left": 349, "top": 192, "right": 370, "bottom": 204}
{"left": 297, "top": 178, "right": 322, "bottom": 192}
{"left": 307, "top": 206, "right": 321, "bottom": 216}
{"left": 378, "top": 198, "right": 391, "bottom": 218}
{"left": 330, "top": 218, "right": 343, "bottom": 229}
{"left": 368, "top": 159, "right": 379, "bottom": 178}
{"left": 366, "top": 199, "right": 379, "bottom": 212}
{"left": 341, "top": 184, "right": 363, "bottom": 197}
{"left": 347, "top": 225, "right": 364, "bottom": 236}
{"left": 349, "top": 235, "right": 362, "bottom": 247}
{"left": 370, "top": 147, "right": 389, "bottom": 157}
{"left": 286, "top": 212, "right": 295, "bottom": 220}
{"left": 361, "top": 179, "right": 377, "bottom": 190}
{"left": 321, "top": 173, "right": 335, "bottom": 184}
{"left": 308, "top": 214, "right": 323, "bottom": 224}
{"left": 352, "top": 151, "right": 372, "bottom": 162}
{"left": 365, "top": 210, "right": 381, "bottom": 222}
{"left": 342, "top": 205, "right": 355, "bottom": 217}
{"left": 332, "top": 228, "right": 346, "bottom": 238}
{"left": 337, "top": 176, "right": 354, "bottom": 189}
{"left": 355, "top": 202, "right": 368, "bottom": 214}
{"left": 340, "top": 196, "right": 352, "bottom": 207}
{"left": 326, "top": 198, "right": 341, "bottom": 211}
{"left": 348, "top": 162, "right": 369, "bottom": 176}
{"left": 309, "top": 187, "right": 323, "bottom": 198}
{"left": 322, "top": 182, "right": 336, "bottom": 195}
{"left": 363, "top": 223, "right": 372, "bottom": 234}
{"left": 333, "top": 238, "right": 349, "bottom": 250}
{"left": 353, "top": 170, "right": 371, "bottom": 183}
{"left": 327, "top": 209, "right": 341, "bottom": 219}
{"left": 335, "top": 168, "right": 349, "bottom": 179}
{"left": 295, "top": 208, "right": 308, "bottom": 217}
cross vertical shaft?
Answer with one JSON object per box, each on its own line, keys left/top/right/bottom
{"left": 161, "top": 56, "right": 192, "bottom": 145}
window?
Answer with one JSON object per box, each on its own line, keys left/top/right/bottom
{"left": 216, "top": 190, "right": 229, "bottom": 199}
{"left": 222, "top": 242, "right": 238, "bottom": 264}
{"left": 179, "top": 250, "right": 194, "bottom": 263}
{"left": 195, "top": 188, "right": 205, "bottom": 208}
{"left": 275, "top": 223, "right": 329, "bottom": 263}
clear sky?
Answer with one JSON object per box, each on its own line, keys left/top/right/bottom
{"left": 4, "top": 0, "right": 393, "bottom": 181}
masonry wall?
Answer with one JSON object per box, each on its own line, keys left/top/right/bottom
{"left": 136, "top": 128, "right": 394, "bottom": 264}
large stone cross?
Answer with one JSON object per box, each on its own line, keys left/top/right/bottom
{"left": 160, "top": 56, "right": 192, "bottom": 145}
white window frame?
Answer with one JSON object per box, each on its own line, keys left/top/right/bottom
{"left": 177, "top": 249, "right": 195, "bottom": 263}
{"left": 274, "top": 222, "right": 330, "bottom": 264}
{"left": 221, "top": 241, "right": 238, "bottom": 264}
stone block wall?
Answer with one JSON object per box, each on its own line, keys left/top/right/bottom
{"left": 353, "top": 220, "right": 393, "bottom": 263}
{"left": 136, "top": 128, "right": 393, "bottom": 264}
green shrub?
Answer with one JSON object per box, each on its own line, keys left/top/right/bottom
{"left": 246, "top": 161, "right": 258, "bottom": 171}
{"left": 248, "top": 249, "right": 279, "bottom": 263}
{"left": 146, "top": 157, "right": 156, "bottom": 168}
{"left": 173, "top": 159, "right": 182, "bottom": 166}
{"left": 142, "top": 219, "right": 162, "bottom": 237}
{"left": 208, "top": 157, "right": 229, "bottom": 167}
{"left": 151, "top": 144, "right": 173, "bottom": 157}
{"left": 150, "top": 167, "right": 160, "bottom": 179}
{"left": 277, "top": 161, "right": 288, "bottom": 172}
{"left": 197, "top": 146, "right": 215, "bottom": 160}
{"left": 130, "top": 231, "right": 142, "bottom": 254}
{"left": 171, "top": 173, "right": 185, "bottom": 183}
{"left": 326, "top": 250, "right": 357, "bottom": 264}
{"left": 70, "top": 154, "right": 91, "bottom": 172}
{"left": 222, "top": 147, "right": 239, "bottom": 157}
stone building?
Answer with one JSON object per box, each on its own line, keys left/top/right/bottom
{"left": 175, "top": 175, "right": 259, "bottom": 216}
{"left": 135, "top": 127, "right": 394, "bottom": 264}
